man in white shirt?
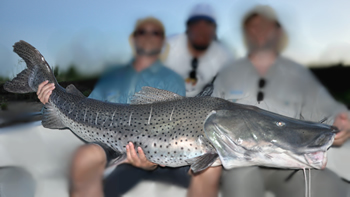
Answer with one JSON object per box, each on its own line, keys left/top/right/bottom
{"left": 213, "top": 5, "right": 350, "bottom": 197}
{"left": 164, "top": 3, "right": 233, "bottom": 97}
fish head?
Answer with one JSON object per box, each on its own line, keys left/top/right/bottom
{"left": 204, "top": 105, "right": 337, "bottom": 170}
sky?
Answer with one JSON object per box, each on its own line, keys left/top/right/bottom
{"left": 1, "top": 0, "right": 350, "bottom": 78}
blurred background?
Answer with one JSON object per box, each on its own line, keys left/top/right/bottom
{"left": 1, "top": 0, "right": 350, "bottom": 125}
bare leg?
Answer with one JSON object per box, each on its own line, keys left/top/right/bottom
{"left": 187, "top": 166, "right": 222, "bottom": 197}
{"left": 70, "top": 144, "right": 106, "bottom": 197}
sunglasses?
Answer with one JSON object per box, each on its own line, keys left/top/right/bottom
{"left": 134, "top": 29, "right": 164, "bottom": 37}
{"left": 189, "top": 57, "right": 198, "bottom": 81}
{"left": 257, "top": 78, "right": 266, "bottom": 104}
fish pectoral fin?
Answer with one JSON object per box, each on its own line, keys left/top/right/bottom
{"left": 66, "top": 84, "right": 86, "bottom": 98}
{"left": 204, "top": 110, "right": 247, "bottom": 169}
{"left": 130, "top": 86, "right": 184, "bottom": 105}
{"left": 186, "top": 153, "right": 218, "bottom": 174}
{"left": 41, "top": 103, "right": 66, "bottom": 129}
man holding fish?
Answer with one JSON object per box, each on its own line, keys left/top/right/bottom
{"left": 213, "top": 5, "right": 350, "bottom": 197}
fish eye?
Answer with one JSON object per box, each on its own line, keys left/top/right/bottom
{"left": 276, "top": 121, "right": 285, "bottom": 127}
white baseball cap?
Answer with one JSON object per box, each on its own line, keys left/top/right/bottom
{"left": 242, "top": 5, "right": 288, "bottom": 52}
{"left": 187, "top": 3, "right": 217, "bottom": 25}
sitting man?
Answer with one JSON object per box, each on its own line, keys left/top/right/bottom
{"left": 164, "top": 3, "right": 234, "bottom": 97}
{"left": 37, "top": 17, "right": 221, "bottom": 197}
{"left": 213, "top": 5, "right": 350, "bottom": 197}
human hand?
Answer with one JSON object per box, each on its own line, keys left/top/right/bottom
{"left": 37, "top": 80, "right": 55, "bottom": 104}
{"left": 125, "top": 142, "right": 159, "bottom": 170}
{"left": 332, "top": 113, "right": 350, "bottom": 147}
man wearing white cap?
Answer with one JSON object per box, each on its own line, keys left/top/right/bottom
{"left": 164, "top": 3, "right": 234, "bottom": 97}
{"left": 213, "top": 5, "right": 350, "bottom": 197}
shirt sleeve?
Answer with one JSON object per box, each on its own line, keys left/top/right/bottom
{"left": 87, "top": 67, "right": 117, "bottom": 101}
{"left": 88, "top": 79, "right": 105, "bottom": 101}
{"left": 300, "top": 72, "right": 348, "bottom": 125}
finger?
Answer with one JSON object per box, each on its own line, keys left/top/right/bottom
{"left": 38, "top": 83, "right": 54, "bottom": 100}
{"left": 126, "top": 144, "right": 134, "bottom": 164}
{"left": 137, "top": 147, "right": 148, "bottom": 161}
{"left": 333, "top": 138, "right": 345, "bottom": 146}
{"left": 41, "top": 86, "right": 54, "bottom": 104}
{"left": 37, "top": 80, "right": 49, "bottom": 95}
{"left": 43, "top": 90, "right": 53, "bottom": 104}
{"left": 335, "top": 130, "right": 346, "bottom": 139}
{"left": 129, "top": 142, "right": 139, "bottom": 161}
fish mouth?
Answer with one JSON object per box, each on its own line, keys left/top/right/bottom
{"left": 304, "top": 151, "right": 328, "bottom": 169}
{"left": 296, "top": 133, "right": 335, "bottom": 169}
{"left": 285, "top": 150, "right": 328, "bottom": 169}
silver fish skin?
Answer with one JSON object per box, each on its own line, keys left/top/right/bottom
{"left": 4, "top": 40, "right": 338, "bottom": 173}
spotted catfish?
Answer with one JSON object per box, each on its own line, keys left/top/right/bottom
{"left": 4, "top": 40, "right": 338, "bottom": 173}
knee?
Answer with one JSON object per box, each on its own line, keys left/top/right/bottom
{"left": 72, "top": 144, "right": 106, "bottom": 169}
{"left": 0, "top": 167, "right": 36, "bottom": 197}
{"left": 192, "top": 166, "right": 222, "bottom": 187}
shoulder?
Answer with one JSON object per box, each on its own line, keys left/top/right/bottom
{"left": 278, "top": 57, "right": 318, "bottom": 82}
{"left": 99, "top": 64, "right": 128, "bottom": 78}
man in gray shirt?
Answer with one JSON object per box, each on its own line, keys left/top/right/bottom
{"left": 213, "top": 5, "right": 350, "bottom": 197}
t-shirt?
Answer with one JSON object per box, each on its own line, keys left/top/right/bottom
{"left": 212, "top": 56, "right": 348, "bottom": 125}
{"left": 89, "top": 59, "right": 186, "bottom": 103}
{"left": 164, "top": 33, "right": 233, "bottom": 97}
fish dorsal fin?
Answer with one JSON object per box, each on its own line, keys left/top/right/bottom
{"left": 66, "top": 84, "right": 86, "bottom": 98}
{"left": 130, "top": 86, "right": 184, "bottom": 105}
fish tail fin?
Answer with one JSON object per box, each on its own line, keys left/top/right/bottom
{"left": 4, "top": 40, "right": 57, "bottom": 93}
